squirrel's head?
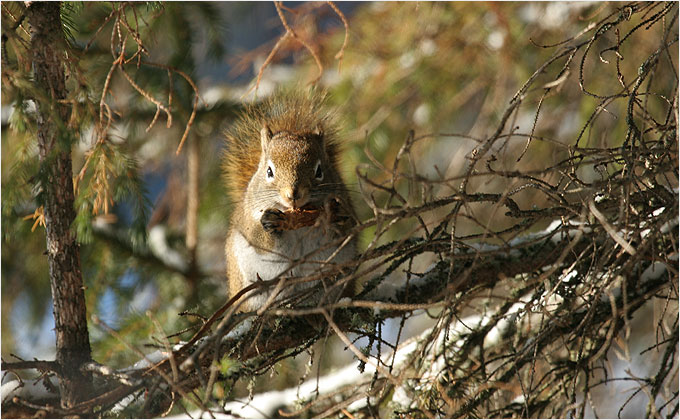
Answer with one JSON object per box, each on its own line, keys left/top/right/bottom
{"left": 257, "top": 124, "right": 328, "bottom": 209}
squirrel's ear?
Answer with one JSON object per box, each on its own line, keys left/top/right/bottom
{"left": 260, "top": 124, "right": 273, "bottom": 149}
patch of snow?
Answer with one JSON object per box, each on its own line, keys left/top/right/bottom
{"left": 640, "top": 262, "right": 669, "bottom": 282}
{"left": 484, "top": 301, "right": 525, "bottom": 348}
{"left": 125, "top": 349, "right": 173, "bottom": 371}
{"left": 148, "top": 225, "right": 188, "bottom": 272}
{"left": 399, "top": 51, "right": 416, "bottom": 69}
{"left": 347, "top": 395, "right": 377, "bottom": 412}
{"left": 660, "top": 217, "right": 678, "bottom": 234}
{"left": 365, "top": 281, "right": 399, "bottom": 301}
{"left": 413, "top": 103, "right": 431, "bottom": 126}
{"left": 225, "top": 318, "right": 253, "bottom": 340}
{"left": 486, "top": 30, "right": 505, "bottom": 50}
{"left": 561, "top": 270, "right": 578, "bottom": 283}
{"left": 419, "top": 39, "right": 437, "bottom": 56}
{"left": 1, "top": 378, "right": 59, "bottom": 403}
{"left": 221, "top": 354, "right": 378, "bottom": 418}
{"left": 391, "top": 385, "right": 412, "bottom": 409}
{"left": 652, "top": 207, "right": 666, "bottom": 217}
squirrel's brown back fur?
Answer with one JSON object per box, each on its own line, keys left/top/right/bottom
{"left": 222, "top": 90, "right": 340, "bottom": 203}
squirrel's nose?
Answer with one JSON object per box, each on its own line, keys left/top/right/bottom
{"left": 283, "top": 186, "right": 308, "bottom": 208}
{"left": 283, "top": 186, "right": 297, "bottom": 201}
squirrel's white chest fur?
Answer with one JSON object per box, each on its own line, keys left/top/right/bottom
{"left": 230, "top": 223, "right": 354, "bottom": 308}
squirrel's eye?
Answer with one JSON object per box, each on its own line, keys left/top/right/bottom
{"left": 314, "top": 161, "right": 323, "bottom": 181}
{"left": 266, "top": 166, "right": 274, "bottom": 180}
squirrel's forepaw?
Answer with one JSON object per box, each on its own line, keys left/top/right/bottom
{"left": 261, "top": 209, "right": 285, "bottom": 233}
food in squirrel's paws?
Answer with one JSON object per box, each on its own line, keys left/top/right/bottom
{"left": 279, "top": 205, "right": 322, "bottom": 230}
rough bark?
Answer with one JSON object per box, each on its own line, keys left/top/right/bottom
{"left": 27, "top": 1, "right": 93, "bottom": 408}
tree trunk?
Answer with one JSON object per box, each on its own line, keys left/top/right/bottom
{"left": 27, "top": 1, "right": 93, "bottom": 408}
